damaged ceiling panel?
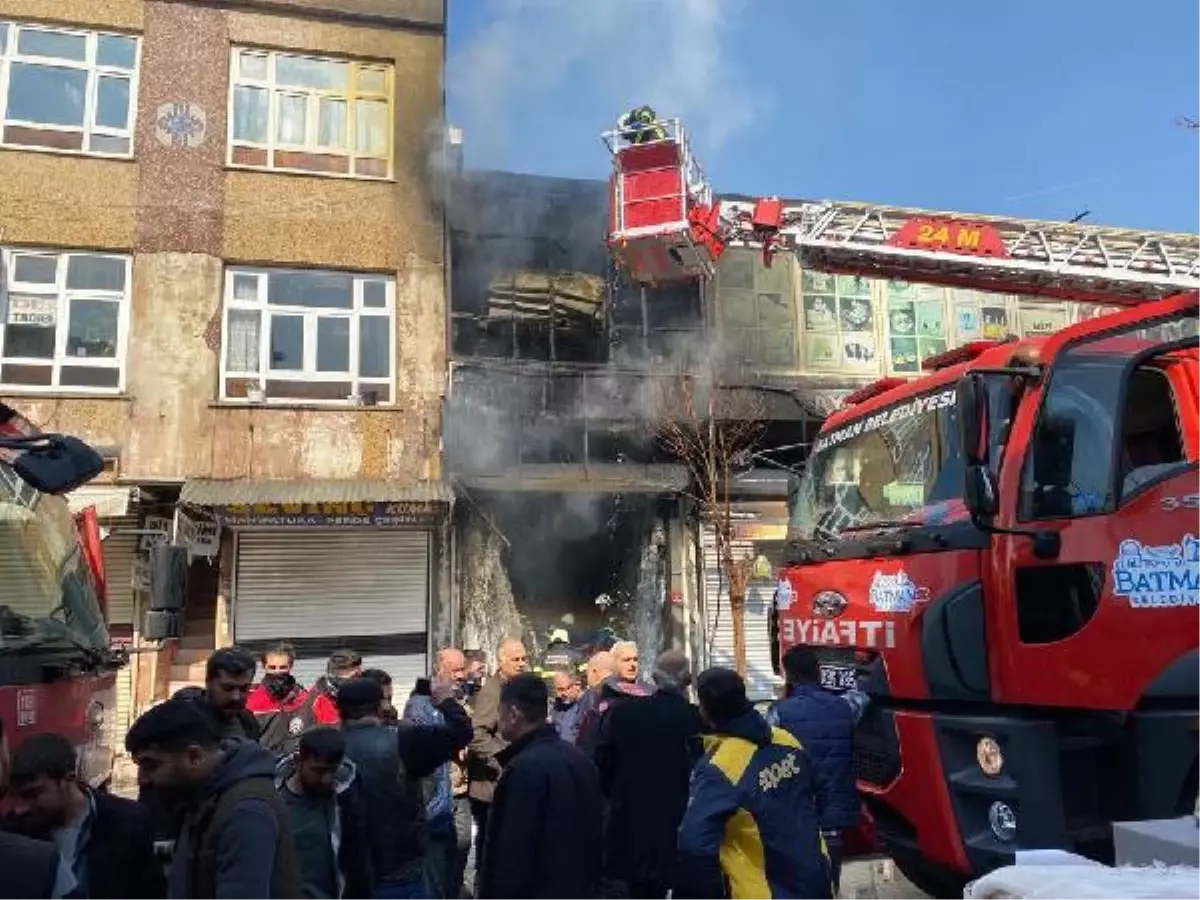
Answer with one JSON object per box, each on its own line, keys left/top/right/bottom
{"left": 485, "top": 270, "right": 606, "bottom": 327}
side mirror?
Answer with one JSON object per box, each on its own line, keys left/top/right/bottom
{"left": 149, "top": 545, "right": 188, "bottom": 612}
{"left": 956, "top": 373, "right": 990, "bottom": 467}
{"left": 963, "top": 465, "right": 998, "bottom": 521}
{"left": 10, "top": 436, "right": 104, "bottom": 495}
{"left": 143, "top": 610, "right": 182, "bottom": 642}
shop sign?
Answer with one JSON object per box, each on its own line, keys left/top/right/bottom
{"left": 176, "top": 508, "right": 220, "bottom": 558}
{"left": 216, "top": 500, "right": 442, "bottom": 528}
{"left": 7, "top": 294, "right": 56, "bottom": 327}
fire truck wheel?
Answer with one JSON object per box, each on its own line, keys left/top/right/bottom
{"left": 889, "top": 851, "right": 967, "bottom": 900}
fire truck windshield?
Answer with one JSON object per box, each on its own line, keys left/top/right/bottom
{"left": 791, "top": 387, "right": 965, "bottom": 540}
{"left": 0, "top": 461, "right": 109, "bottom": 660}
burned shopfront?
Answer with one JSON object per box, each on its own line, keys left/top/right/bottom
{"left": 446, "top": 169, "right": 705, "bottom": 666}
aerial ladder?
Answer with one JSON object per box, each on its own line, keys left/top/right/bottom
{"left": 602, "top": 116, "right": 1200, "bottom": 306}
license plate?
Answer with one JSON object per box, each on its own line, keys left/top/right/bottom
{"left": 819, "top": 664, "right": 857, "bottom": 692}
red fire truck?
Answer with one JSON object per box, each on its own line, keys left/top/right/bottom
{"left": 0, "top": 402, "right": 125, "bottom": 789}
{"left": 603, "top": 114, "right": 1200, "bottom": 892}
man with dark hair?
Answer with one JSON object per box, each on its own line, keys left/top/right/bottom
{"left": 361, "top": 668, "right": 397, "bottom": 722}
{"left": 247, "top": 642, "right": 315, "bottom": 756}
{"left": 478, "top": 673, "right": 603, "bottom": 899}
{"left": 126, "top": 697, "right": 299, "bottom": 899}
{"left": 336, "top": 675, "right": 471, "bottom": 899}
{"left": 0, "top": 716, "right": 60, "bottom": 899}
{"left": 143, "top": 648, "right": 261, "bottom": 842}
{"left": 594, "top": 650, "right": 704, "bottom": 898}
{"left": 677, "top": 668, "right": 831, "bottom": 899}
{"left": 186, "top": 646, "right": 261, "bottom": 741}
{"left": 5, "top": 733, "right": 163, "bottom": 898}
{"left": 276, "top": 726, "right": 372, "bottom": 899}
{"left": 766, "top": 645, "right": 866, "bottom": 894}
{"left": 312, "top": 648, "right": 364, "bottom": 725}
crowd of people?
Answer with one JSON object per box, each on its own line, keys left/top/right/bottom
{"left": 0, "top": 637, "right": 865, "bottom": 899}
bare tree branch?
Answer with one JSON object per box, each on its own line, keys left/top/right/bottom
{"left": 648, "top": 362, "right": 766, "bottom": 676}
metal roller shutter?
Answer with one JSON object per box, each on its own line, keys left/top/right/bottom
{"left": 100, "top": 526, "right": 139, "bottom": 743}
{"left": 701, "top": 524, "right": 782, "bottom": 703}
{"left": 233, "top": 530, "right": 430, "bottom": 709}
{"left": 101, "top": 526, "right": 138, "bottom": 629}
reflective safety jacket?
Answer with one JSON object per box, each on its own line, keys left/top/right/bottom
{"left": 677, "top": 710, "right": 831, "bottom": 899}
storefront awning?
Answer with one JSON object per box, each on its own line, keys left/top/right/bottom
{"left": 66, "top": 485, "right": 136, "bottom": 518}
{"left": 453, "top": 464, "right": 690, "bottom": 494}
{"left": 179, "top": 478, "right": 453, "bottom": 507}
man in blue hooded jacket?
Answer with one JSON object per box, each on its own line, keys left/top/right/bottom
{"left": 677, "top": 668, "right": 831, "bottom": 900}
{"left": 766, "top": 645, "right": 868, "bottom": 893}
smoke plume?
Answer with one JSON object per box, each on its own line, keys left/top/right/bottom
{"left": 448, "top": 0, "right": 768, "bottom": 172}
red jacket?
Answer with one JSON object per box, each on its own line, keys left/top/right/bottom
{"left": 306, "top": 676, "right": 342, "bottom": 725}
{"left": 311, "top": 691, "right": 340, "bottom": 725}
{"left": 246, "top": 682, "right": 311, "bottom": 714}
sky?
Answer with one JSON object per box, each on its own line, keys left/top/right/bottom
{"left": 446, "top": 0, "right": 1199, "bottom": 233}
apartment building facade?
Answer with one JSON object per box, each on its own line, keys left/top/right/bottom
{"left": 0, "top": 0, "right": 450, "bottom": 726}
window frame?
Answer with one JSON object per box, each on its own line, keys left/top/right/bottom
{"left": 1017, "top": 310, "right": 1199, "bottom": 523}
{"left": 226, "top": 46, "right": 395, "bottom": 181}
{"left": 0, "top": 20, "right": 140, "bottom": 159}
{"left": 219, "top": 266, "right": 397, "bottom": 405}
{"left": 0, "top": 248, "right": 132, "bottom": 393}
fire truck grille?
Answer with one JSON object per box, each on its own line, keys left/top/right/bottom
{"left": 854, "top": 707, "right": 901, "bottom": 788}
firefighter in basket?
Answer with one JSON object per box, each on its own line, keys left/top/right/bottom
{"left": 617, "top": 105, "right": 666, "bottom": 145}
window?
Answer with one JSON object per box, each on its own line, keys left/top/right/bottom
{"left": 1019, "top": 311, "right": 1198, "bottom": 521}
{"left": 800, "top": 269, "right": 878, "bottom": 372}
{"left": 0, "top": 21, "right": 138, "bottom": 156}
{"left": 717, "top": 249, "right": 798, "bottom": 369}
{"left": 228, "top": 47, "right": 393, "bottom": 179}
{"left": 0, "top": 250, "right": 130, "bottom": 390}
{"left": 221, "top": 267, "right": 395, "bottom": 403}
{"left": 791, "top": 387, "right": 961, "bottom": 539}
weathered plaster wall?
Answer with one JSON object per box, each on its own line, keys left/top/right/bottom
{"left": 0, "top": 152, "right": 138, "bottom": 250}
{"left": 1, "top": 0, "right": 447, "bottom": 486}
{"left": 0, "top": 0, "right": 143, "bottom": 30}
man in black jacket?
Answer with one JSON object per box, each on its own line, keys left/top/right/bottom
{"left": 5, "top": 733, "right": 164, "bottom": 898}
{"left": 593, "top": 650, "right": 704, "bottom": 898}
{"left": 336, "top": 676, "right": 471, "bottom": 899}
{"left": 275, "top": 726, "right": 372, "bottom": 899}
{"left": 479, "top": 673, "right": 603, "bottom": 899}
{"left": 0, "top": 715, "right": 58, "bottom": 899}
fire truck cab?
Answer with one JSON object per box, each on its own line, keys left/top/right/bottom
{"left": 778, "top": 292, "right": 1199, "bottom": 892}
{"left": 0, "top": 403, "right": 124, "bottom": 790}
{"left": 603, "top": 116, "right": 726, "bottom": 283}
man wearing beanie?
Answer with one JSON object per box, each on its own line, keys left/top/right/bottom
{"left": 337, "top": 675, "right": 471, "bottom": 898}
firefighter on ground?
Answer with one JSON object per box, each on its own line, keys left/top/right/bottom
{"left": 618, "top": 105, "right": 666, "bottom": 145}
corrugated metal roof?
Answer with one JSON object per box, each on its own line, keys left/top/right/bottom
{"left": 453, "top": 464, "right": 689, "bottom": 495}
{"left": 180, "top": 478, "right": 453, "bottom": 506}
